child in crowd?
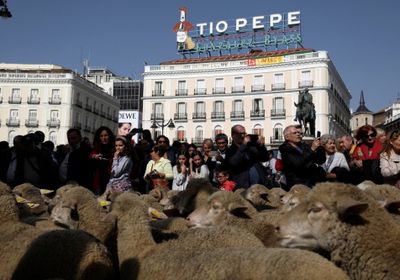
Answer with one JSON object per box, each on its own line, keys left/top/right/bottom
{"left": 215, "top": 168, "right": 236, "bottom": 191}
{"left": 172, "top": 151, "right": 190, "bottom": 191}
{"left": 189, "top": 151, "right": 209, "bottom": 180}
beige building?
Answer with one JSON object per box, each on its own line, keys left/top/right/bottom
{"left": 0, "top": 63, "right": 119, "bottom": 145}
{"left": 143, "top": 48, "right": 351, "bottom": 148}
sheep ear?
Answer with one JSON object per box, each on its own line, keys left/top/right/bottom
{"left": 337, "top": 198, "right": 368, "bottom": 217}
{"left": 384, "top": 200, "right": 400, "bottom": 213}
{"left": 228, "top": 201, "right": 248, "bottom": 217}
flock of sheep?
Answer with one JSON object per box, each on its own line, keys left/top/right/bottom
{"left": 1, "top": 177, "right": 400, "bottom": 280}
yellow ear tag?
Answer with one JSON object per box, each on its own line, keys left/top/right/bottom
{"left": 26, "top": 202, "right": 40, "bottom": 209}
{"left": 15, "top": 195, "right": 28, "bottom": 204}
{"left": 150, "top": 209, "right": 162, "bottom": 219}
{"left": 40, "top": 189, "right": 54, "bottom": 195}
{"left": 99, "top": 200, "right": 111, "bottom": 207}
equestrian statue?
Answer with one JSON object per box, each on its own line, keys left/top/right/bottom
{"left": 294, "top": 88, "right": 316, "bottom": 137}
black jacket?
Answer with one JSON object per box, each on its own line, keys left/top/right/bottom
{"left": 279, "top": 141, "right": 326, "bottom": 189}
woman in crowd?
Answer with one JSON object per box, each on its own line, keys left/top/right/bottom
{"left": 202, "top": 138, "right": 217, "bottom": 182}
{"left": 144, "top": 144, "right": 173, "bottom": 189}
{"left": 189, "top": 151, "right": 209, "bottom": 180}
{"left": 103, "top": 136, "right": 133, "bottom": 195}
{"left": 90, "top": 126, "right": 115, "bottom": 195}
{"left": 319, "top": 134, "right": 350, "bottom": 182}
{"left": 352, "top": 125, "right": 383, "bottom": 184}
{"left": 172, "top": 151, "right": 190, "bottom": 191}
{"left": 380, "top": 130, "right": 400, "bottom": 187}
{"left": 187, "top": 143, "right": 198, "bottom": 158}
{"left": 156, "top": 135, "right": 176, "bottom": 166}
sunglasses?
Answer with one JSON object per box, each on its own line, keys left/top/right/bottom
{"left": 366, "top": 132, "right": 377, "bottom": 138}
{"left": 216, "top": 141, "right": 227, "bottom": 145}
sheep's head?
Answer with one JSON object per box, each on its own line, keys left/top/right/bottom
{"left": 281, "top": 184, "right": 310, "bottom": 213}
{"left": 277, "top": 182, "right": 369, "bottom": 252}
{"left": 187, "top": 191, "right": 256, "bottom": 228}
{"left": 13, "top": 183, "right": 48, "bottom": 216}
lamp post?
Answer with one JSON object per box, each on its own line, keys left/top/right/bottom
{"left": 151, "top": 118, "right": 175, "bottom": 136}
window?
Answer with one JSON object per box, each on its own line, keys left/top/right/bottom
{"left": 273, "top": 124, "right": 284, "bottom": 140}
{"left": 214, "top": 101, "right": 224, "bottom": 113}
{"left": 252, "top": 75, "right": 265, "bottom": 91}
{"left": 178, "top": 80, "right": 186, "bottom": 91}
{"left": 233, "top": 100, "right": 243, "bottom": 112}
{"left": 153, "top": 103, "right": 163, "bottom": 119}
{"left": 214, "top": 125, "right": 223, "bottom": 137}
{"left": 233, "top": 77, "right": 244, "bottom": 93}
{"left": 177, "top": 126, "right": 186, "bottom": 141}
{"left": 365, "top": 117, "right": 368, "bottom": 125}
{"left": 195, "top": 101, "right": 205, "bottom": 113}
{"left": 30, "top": 89, "right": 38, "bottom": 98}
{"left": 28, "top": 109, "right": 37, "bottom": 120}
{"left": 12, "top": 88, "right": 20, "bottom": 98}
{"left": 49, "top": 131, "right": 57, "bottom": 145}
{"left": 253, "top": 124, "right": 263, "bottom": 136}
{"left": 253, "top": 99, "right": 263, "bottom": 112}
{"left": 177, "top": 102, "right": 186, "bottom": 114}
{"left": 196, "top": 79, "right": 205, "bottom": 88}
{"left": 300, "top": 70, "right": 313, "bottom": 87}
{"left": 273, "top": 97, "right": 284, "bottom": 110}
{"left": 50, "top": 110, "right": 59, "bottom": 120}
{"left": 10, "top": 109, "right": 18, "bottom": 119}
{"left": 154, "top": 81, "right": 163, "bottom": 94}
{"left": 272, "top": 73, "right": 285, "bottom": 90}
{"left": 8, "top": 130, "right": 17, "bottom": 144}
{"left": 214, "top": 78, "right": 224, "bottom": 94}
{"left": 195, "top": 79, "right": 206, "bottom": 95}
{"left": 51, "top": 89, "right": 60, "bottom": 103}
{"left": 195, "top": 126, "right": 203, "bottom": 140}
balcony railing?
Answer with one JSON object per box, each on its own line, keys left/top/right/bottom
{"left": 271, "top": 109, "right": 286, "bottom": 118}
{"left": 211, "top": 112, "right": 225, "bottom": 120}
{"left": 47, "top": 118, "right": 60, "bottom": 128}
{"left": 25, "top": 119, "right": 39, "bottom": 127}
{"left": 194, "top": 88, "right": 207, "bottom": 95}
{"left": 270, "top": 136, "right": 284, "bottom": 143}
{"left": 75, "top": 100, "right": 82, "bottom": 107}
{"left": 6, "top": 118, "right": 20, "bottom": 127}
{"left": 250, "top": 109, "right": 265, "bottom": 118}
{"left": 231, "top": 86, "right": 245, "bottom": 93}
{"left": 175, "top": 89, "right": 188, "bottom": 96}
{"left": 85, "top": 104, "right": 92, "bottom": 112}
{"left": 191, "top": 137, "right": 204, "bottom": 145}
{"left": 93, "top": 108, "right": 99, "bottom": 115}
{"left": 251, "top": 84, "right": 265, "bottom": 92}
{"left": 84, "top": 125, "right": 91, "bottom": 132}
{"left": 151, "top": 113, "right": 164, "bottom": 120}
{"left": 271, "top": 83, "right": 286, "bottom": 91}
{"left": 48, "top": 96, "right": 61, "bottom": 104}
{"left": 299, "top": 80, "right": 314, "bottom": 88}
{"left": 212, "top": 87, "right": 226, "bottom": 94}
{"left": 192, "top": 112, "right": 206, "bottom": 120}
{"left": 230, "top": 111, "right": 245, "bottom": 119}
{"left": 152, "top": 89, "right": 165, "bottom": 96}
{"left": 174, "top": 113, "right": 187, "bottom": 121}
{"left": 27, "top": 97, "right": 40, "bottom": 104}
{"left": 8, "top": 96, "right": 22, "bottom": 104}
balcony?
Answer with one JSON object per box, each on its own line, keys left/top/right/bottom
{"left": 230, "top": 111, "right": 245, "bottom": 120}
{"left": 194, "top": 88, "right": 207, "bottom": 95}
{"left": 47, "top": 118, "right": 60, "bottom": 128}
{"left": 25, "top": 119, "right": 39, "bottom": 128}
{"left": 152, "top": 89, "right": 165, "bottom": 96}
{"left": 270, "top": 136, "right": 284, "bottom": 144}
{"left": 299, "top": 80, "right": 314, "bottom": 88}
{"left": 75, "top": 100, "right": 82, "bottom": 107}
{"left": 73, "top": 122, "right": 82, "bottom": 130}
{"left": 174, "top": 113, "right": 187, "bottom": 121}
{"left": 85, "top": 104, "right": 92, "bottom": 112}
{"left": 231, "top": 86, "right": 245, "bottom": 93}
{"left": 173, "top": 137, "right": 188, "bottom": 142}
{"left": 27, "top": 97, "right": 40, "bottom": 104}
{"left": 84, "top": 125, "right": 91, "bottom": 133}
{"left": 175, "top": 89, "right": 188, "bottom": 96}
{"left": 271, "top": 109, "right": 286, "bottom": 118}
{"left": 6, "top": 118, "right": 20, "bottom": 127}
{"left": 151, "top": 113, "right": 164, "bottom": 121}
{"left": 93, "top": 108, "right": 99, "bottom": 115}
{"left": 251, "top": 84, "right": 265, "bottom": 92}
{"left": 8, "top": 96, "right": 22, "bottom": 104}
{"left": 191, "top": 137, "right": 204, "bottom": 145}
{"left": 250, "top": 109, "right": 265, "bottom": 119}
{"left": 99, "top": 111, "right": 106, "bottom": 118}
{"left": 271, "top": 83, "right": 286, "bottom": 91}
{"left": 192, "top": 112, "right": 206, "bottom": 121}
{"left": 211, "top": 112, "right": 225, "bottom": 121}
{"left": 212, "top": 87, "right": 225, "bottom": 94}
{"left": 48, "top": 96, "right": 61, "bottom": 104}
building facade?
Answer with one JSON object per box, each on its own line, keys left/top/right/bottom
{"left": 85, "top": 68, "right": 143, "bottom": 131}
{"left": 0, "top": 63, "right": 119, "bottom": 145}
{"left": 143, "top": 48, "right": 351, "bottom": 148}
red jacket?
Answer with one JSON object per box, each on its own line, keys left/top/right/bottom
{"left": 219, "top": 180, "right": 236, "bottom": 192}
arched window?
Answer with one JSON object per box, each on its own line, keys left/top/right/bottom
{"left": 214, "top": 125, "right": 223, "bottom": 138}
{"left": 252, "top": 124, "right": 263, "bottom": 136}
{"left": 49, "top": 131, "right": 57, "bottom": 145}
{"left": 8, "top": 130, "right": 17, "bottom": 144}
{"left": 273, "top": 124, "right": 284, "bottom": 141}
{"left": 177, "top": 126, "right": 186, "bottom": 142}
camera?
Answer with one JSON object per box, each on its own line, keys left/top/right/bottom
{"left": 149, "top": 169, "right": 159, "bottom": 179}
{"left": 247, "top": 134, "right": 259, "bottom": 146}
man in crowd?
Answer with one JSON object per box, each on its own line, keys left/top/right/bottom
{"left": 223, "top": 125, "right": 269, "bottom": 188}
{"left": 279, "top": 125, "right": 326, "bottom": 189}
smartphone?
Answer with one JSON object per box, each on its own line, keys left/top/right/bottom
{"left": 317, "top": 131, "right": 321, "bottom": 138}
{"left": 247, "top": 134, "right": 259, "bottom": 143}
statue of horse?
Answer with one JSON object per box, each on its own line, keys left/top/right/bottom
{"left": 294, "top": 104, "right": 316, "bottom": 136}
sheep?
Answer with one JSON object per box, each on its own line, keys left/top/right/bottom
{"left": 277, "top": 182, "right": 400, "bottom": 280}
{"left": 0, "top": 182, "right": 115, "bottom": 279}
{"left": 50, "top": 186, "right": 116, "bottom": 244}
{"left": 236, "top": 184, "right": 287, "bottom": 210}
{"left": 280, "top": 184, "right": 311, "bottom": 212}
{"left": 110, "top": 192, "right": 349, "bottom": 280}
{"left": 187, "top": 190, "right": 279, "bottom": 247}
{"left": 173, "top": 178, "right": 218, "bottom": 216}
{"left": 13, "top": 183, "right": 49, "bottom": 216}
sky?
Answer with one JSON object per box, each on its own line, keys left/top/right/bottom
{"left": 1, "top": 0, "right": 399, "bottom": 112}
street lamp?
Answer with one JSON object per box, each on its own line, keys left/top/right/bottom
{"left": 151, "top": 118, "right": 175, "bottom": 135}
{"left": 0, "top": 0, "right": 12, "bottom": 18}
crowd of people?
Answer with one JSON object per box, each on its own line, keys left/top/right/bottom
{"left": 0, "top": 123, "right": 399, "bottom": 196}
